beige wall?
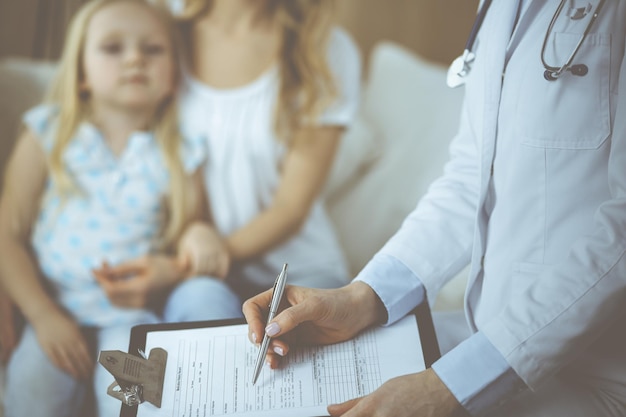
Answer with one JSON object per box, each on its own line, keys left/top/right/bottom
{"left": 336, "top": 0, "right": 478, "bottom": 67}
{"left": 0, "top": 0, "right": 478, "bottom": 66}
{"left": 0, "top": 0, "right": 89, "bottom": 60}
{"left": 0, "top": 0, "right": 38, "bottom": 59}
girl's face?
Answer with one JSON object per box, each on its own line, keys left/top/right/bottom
{"left": 81, "top": 1, "right": 176, "bottom": 111}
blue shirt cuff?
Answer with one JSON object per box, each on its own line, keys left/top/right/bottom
{"left": 353, "top": 253, "right": 426, "bottom": 325}
{"left": 432, "top": 332, "right": 526, "bottom": 416}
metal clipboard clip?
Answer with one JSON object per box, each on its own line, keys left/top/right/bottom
{"left": 98, "top": 348, "right": 167, "bottom": 408}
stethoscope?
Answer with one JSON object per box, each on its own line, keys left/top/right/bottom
{"left": 447, "top": 0, "right": 607, "bottom": 88}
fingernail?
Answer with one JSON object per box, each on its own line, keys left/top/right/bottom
{"left": 252, "top": 332, "right": 257, "bottom": 343}
{"left": 273, "top": 346, "right": 284, "bottom": 356}
{"left": 265, "top": 322, "right": 280, "bottom": 337}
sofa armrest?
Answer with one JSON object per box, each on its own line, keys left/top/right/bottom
{"left": 0, "top": 58, "right": 56, "bottom": 185}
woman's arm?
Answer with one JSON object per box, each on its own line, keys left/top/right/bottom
{"left": 0, "top": 290, "right": 17, "bottom": 364}
{"left": 0, "top": 128, "right": 92, "bottom": 378}
{"left": 176, "top": 167, "right": 231, "bottom": 279}
{"left": 226, "top": 125, "right": 343, "bottom": 261}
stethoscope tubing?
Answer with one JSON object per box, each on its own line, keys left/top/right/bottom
{"left": 541, "top": 0, "right": 607, "bottom": 80}
{"left": 464, "top": 0, "right": 493, "bottom": 54}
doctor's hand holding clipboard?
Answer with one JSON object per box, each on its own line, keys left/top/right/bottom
{"left": 242, "top": 282, "right": 466, "bottom": 417}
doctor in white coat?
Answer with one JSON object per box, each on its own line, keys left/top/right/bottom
{"left": 243, "top": 1, "right": 626, "bottom": 416}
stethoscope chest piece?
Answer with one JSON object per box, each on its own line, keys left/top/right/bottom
{"left": 447, "top": 51, "right": 474, "bottom": 88}
{"left": 543, "top": 63, "right": 589, "bottom": 81}
{"left": 446, "top": 0, "right": 492, "bottom": 88}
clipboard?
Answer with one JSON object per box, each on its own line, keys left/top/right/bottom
{"left": 113, "top": 303, "right": 440, "bottom": 417}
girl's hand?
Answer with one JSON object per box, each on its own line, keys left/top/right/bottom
{"left": 0, "top": 293, "right": 17, "bottom": 364}
{"left": 93, "top": 255, "right": 186, "bottom": 308}
{"left": 178, "top": 222, "right": 230, "bottom": 280}
{"left": 31, "top": 310, "right": 92, "bottom": 380}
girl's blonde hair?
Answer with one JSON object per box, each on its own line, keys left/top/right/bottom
{"left": 46, "top": 0, "right": 193, "bottom": 247}
{"left": 174, "top": 0, "right": 338, "bottom": 142}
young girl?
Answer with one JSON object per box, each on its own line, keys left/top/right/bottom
{"left": 105, "top": 0, "right": 362, "bottom": 301}
{"left": 0, "top": 1, "right": 241, "bottom": 416}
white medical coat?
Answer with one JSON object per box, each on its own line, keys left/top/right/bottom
{"left": 369, "top": 0, "right": 626, "bottom": 393}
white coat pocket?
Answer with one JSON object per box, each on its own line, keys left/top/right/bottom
{"left": 517, "top": 32, "right": 611, "bottom": 150}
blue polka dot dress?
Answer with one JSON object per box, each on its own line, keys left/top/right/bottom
{"left": 24, "top": 105, "right": 206, "bottom": 327}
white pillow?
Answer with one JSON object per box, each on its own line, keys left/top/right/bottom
{"left": 323, "top": 113, "right": 382, "bottom": 201}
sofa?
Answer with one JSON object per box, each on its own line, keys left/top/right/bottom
{"left": 0, "top": 42, "right": 466, "bottom": 414}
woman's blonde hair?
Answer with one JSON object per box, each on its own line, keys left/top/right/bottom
{"left": 174, "top": 0, "right": 338, "bottom": 142}
{"left": 45, "top": 0, "right": 193, "bottom": 247}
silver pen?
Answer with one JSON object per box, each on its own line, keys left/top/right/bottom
{"left": 251, "top": 263, "right": 288, "bottom": 385}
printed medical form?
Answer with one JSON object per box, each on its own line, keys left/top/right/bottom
{"left": 135, "top": 315, "right": 424, "bottom": 417}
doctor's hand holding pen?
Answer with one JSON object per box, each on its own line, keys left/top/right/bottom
{"left": 242, "top": 282, "right": 467, "bottom": 417}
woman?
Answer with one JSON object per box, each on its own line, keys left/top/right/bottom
{"left": 104, "top": 0, "right": 362, "bottom": 301}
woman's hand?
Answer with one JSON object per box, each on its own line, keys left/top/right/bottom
{"left": 242, "top": 281, "right": 388, "bottom": 368}
{"left": 178, "top": 222, "right": 230, "bottom": 280}
{"left": 328, "top": 369, "right": 467, "bottom": 417}
{"left": 0, "top": 292, "right": 17, "bottom": 364}
{"left": 93, "top": 255, "right": 186, "bottom": 309}
{"left": 31, "top": 309, "right": 92, "bottom": 380}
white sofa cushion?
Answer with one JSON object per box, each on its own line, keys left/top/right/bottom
{"left": 0, "top": 58, "right": 56, "bottom": 132}
{"left": 323, "top": 114, "right": 382, "bottom": 200}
